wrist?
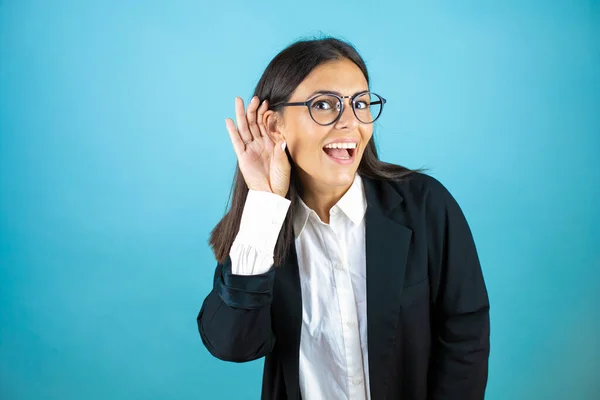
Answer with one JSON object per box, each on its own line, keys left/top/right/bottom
{"left": 247, "top": 185, "right": 273, "bottom": 194}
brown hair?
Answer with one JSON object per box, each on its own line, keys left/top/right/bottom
{"left": 210, "top": 37, "right": 418, "bottom": 266}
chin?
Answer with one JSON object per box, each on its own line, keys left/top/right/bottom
{"left": 320, "top": 169, "right": 357, "bottom": 187}
{"left": 296, "top": 159, "right": 359, "bottom": 190}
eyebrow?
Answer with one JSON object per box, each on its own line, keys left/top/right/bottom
{"left": 306, "top": 89, "right": 369, "bottom": 98}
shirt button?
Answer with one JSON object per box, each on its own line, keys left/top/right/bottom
{"left": 352, "top": 378, "right": 362, "bottom": 386}
{"left": 334, "top": 263, "right": 344, "bottom": 271}
{"left": 346, "top": 321, "right": 356, "bottom": 328}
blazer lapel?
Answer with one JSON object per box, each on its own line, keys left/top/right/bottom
{"left": 363, "top": 177, "right": 413, "bottom": 400}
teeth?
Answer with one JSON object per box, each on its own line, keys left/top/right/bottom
{"left": 324, "top": 142, "right": 357, "bottom": 149}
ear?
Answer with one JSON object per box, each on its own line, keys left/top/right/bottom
{"left": 263, "top": 110, "right": 285, "bottom": 142}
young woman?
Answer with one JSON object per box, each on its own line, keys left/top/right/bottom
{"left": 197, "top": 37, "right": 490, "bottom": 400}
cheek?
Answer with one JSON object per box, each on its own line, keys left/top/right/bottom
{"left": 286, "top": 122, "right": 328, "bottom": 162}
{"left": 359, "top": 128, "right": 373, "bottom": 154}
{"left": 290, "top": 137, "right": 321, "bottom": 165}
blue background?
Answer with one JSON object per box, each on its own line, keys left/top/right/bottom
{"left": 1, "top": 1, "right": 599, "bottom": 399}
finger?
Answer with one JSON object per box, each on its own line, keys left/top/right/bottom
{"left": 274, "top": 138, "right": 285, "bottom": 161}
{"left": 225, "top": 118, "right": 245, "bottom": 156}
{"left": 256, "top": 99, "right": 269, "bottom": 137}
{"left": 234, "top": 97, "right": 252, "bottom": 143}
{"left": 246, "top": 96, "right": 262, "bottom": 140}
{"left": 272, "top": 137, "right": 291, "bottom": 178}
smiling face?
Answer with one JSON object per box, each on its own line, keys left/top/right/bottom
{"left": 274, "top": 58, "right": 374, "bottom": 195}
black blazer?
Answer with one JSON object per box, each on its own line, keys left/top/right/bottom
{"left": 197, "top": 172, "right": 490, "bottom": 400}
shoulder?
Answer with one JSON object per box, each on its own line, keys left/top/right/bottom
{"left": 361, "top": 170, "right": 469, "bottom": 225}
{"left": 384, "top": 171, "right": 473, "bottom": 234}
{"left": 386, "top": 171, "right": 456, "bottom": 211}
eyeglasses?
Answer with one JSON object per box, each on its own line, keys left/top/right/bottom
{"left": 271, "top": 91, "right": 386, "bottom": 126}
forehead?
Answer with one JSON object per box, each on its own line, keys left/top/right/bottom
{"left": 291, "top": 58, "right": 368, "bottom": 99}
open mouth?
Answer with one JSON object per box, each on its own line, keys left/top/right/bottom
{"left": 322, "top": 143, "right": 357, "bottom": 164}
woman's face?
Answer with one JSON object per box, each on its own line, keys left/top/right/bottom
{"left": 277, "top": 58, "right": 373, "bottom": 192}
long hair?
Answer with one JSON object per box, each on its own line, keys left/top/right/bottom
{"left": 209, "top": 37, "right": 417, "bottom": 266}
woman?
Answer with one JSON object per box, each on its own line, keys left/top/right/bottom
{"left": 197, "top": 37, "right": 490, "bottom": 400}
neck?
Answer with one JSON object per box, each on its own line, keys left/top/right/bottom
{"left": 298, "top": 172, "right": 354, "bottom": 224}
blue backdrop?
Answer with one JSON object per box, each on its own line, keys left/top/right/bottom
{"left": 1, "top": 1, "right": 598, "bottom": 399}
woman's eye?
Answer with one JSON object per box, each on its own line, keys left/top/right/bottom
{"left": 355, "top": 101, "right": 369, "bottom": 109}
{"left": 313, "top": 101, "right": 333, "bottom": 110}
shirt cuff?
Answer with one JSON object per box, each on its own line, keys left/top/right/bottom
{"left": 230, "top": 190, "right": 291, "bottom": 275}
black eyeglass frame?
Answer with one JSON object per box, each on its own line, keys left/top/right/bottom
{"left": 271, "top": 90, "right": 387, "bottom": 126}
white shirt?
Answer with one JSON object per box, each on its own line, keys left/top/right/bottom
{"left": 230, "top": 175, "right": 371, "bottom": 400}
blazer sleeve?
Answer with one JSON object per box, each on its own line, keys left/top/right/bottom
{"left": 196, "top": 256, "right": 276, "bottom": 362}
{"left": 425, "top": 177, "right": 490, "bottom": 400}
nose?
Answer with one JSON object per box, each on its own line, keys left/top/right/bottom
{"left": 333, "top": 97, "right": 359, "bottom": 130}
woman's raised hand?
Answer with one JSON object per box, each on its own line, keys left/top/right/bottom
{"left": 225, "top": 96, "right": 291, "bottom": 198}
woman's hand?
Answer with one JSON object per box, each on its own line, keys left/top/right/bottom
{"left": 225, "top": 96, "right": 291, "bottom": 198}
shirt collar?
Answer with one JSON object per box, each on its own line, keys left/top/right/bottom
{"left": 293, "top": 174, "right": 367, "bottom": 238}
